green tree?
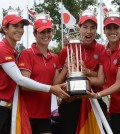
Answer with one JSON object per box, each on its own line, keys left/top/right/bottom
{"left": 50, "top": 43, "right": 62, "bottom": 55}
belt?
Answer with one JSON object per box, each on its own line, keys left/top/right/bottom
{"left": 0, "top": 100, "right": 11, "bottom": 107}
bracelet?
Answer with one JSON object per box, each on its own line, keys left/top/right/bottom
{"left": 97, "top": 92, "right": 101, "bottom": 99}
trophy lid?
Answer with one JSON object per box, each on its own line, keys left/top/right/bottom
{"left": 64, "top": 24, "right": 81, "bottom": 45}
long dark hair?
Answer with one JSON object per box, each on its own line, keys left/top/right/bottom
{"left": 0, "top": 24, "right": 10, "bottom": 35}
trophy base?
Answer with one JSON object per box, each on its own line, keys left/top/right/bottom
{"left": 66, "top": 74, "right": 91, "bottom": 96}
{"left": 67, "top": 90, "right": 88, "bottom": 96}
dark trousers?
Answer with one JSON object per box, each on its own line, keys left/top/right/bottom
{"left": 109, "top": 113, "right": 120, "bottom": 134}
{"left": 58, "top": 98, "right": 107, "bottom": 134}
{"left": 58, "top": 99, "right": 82, "bottom": 134}
{"left": 30, "top": 118, "right": 52, "bottom": 134}
{"left": 0, "top": 106, "right": 11, "bottom": 134}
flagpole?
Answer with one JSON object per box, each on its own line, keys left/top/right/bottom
{"left": 11, "top": 86, "right": 19, "bottom": 134}
{"left": 26, "top": 5, "right": 29, "bottom": 48}
{"left": 61, "top": 0, "right": 64, "bottom": 48}
{"left": 99, "top": 0, "right": 103, "bottom": 44}
{"left": 91, "top": 99, "right": 113, "bottom": 134}
{"left": 34, "top": 0, "right": 36, "bottom": 9}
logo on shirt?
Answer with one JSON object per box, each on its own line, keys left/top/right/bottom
{"left": 19, "top": 63, "right": 25, "bottom": 66}
{"left": 113, "top": 59, "right": 118, "bottom": 65}
{"left": 5, "top": 56, "right": 12, "bottom": 60}
{"left": 93, "top": 54, "right": 98, "bottom": 59}
{"left": 53, "top": 63, "right": 56, "bottom": 69}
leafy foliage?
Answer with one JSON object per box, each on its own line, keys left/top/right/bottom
{"left": 50, "top": 43, "right": 62, "bottom": 55}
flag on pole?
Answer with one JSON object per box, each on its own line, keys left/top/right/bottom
{"left": 101, "top": 0, "right": 108, "bottom": 13}
{"left": 11, "top": 86, "right": 32, "bottom": 134}
{"left": 61, "top": 4, "right": 76, "bottom": 26}
{"left": 27, "top": 9, "right": 37, "bottom": 25}
{"left": 76, "top": 98, "right": 105, "bottom": 134}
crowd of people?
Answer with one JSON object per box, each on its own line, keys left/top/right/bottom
{"left": 0, "top": 6, "right": 120, "bottom": 134}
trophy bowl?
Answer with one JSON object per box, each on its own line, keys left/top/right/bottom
{"left": 66, "top": 72, "right": 91, "bottom": 96}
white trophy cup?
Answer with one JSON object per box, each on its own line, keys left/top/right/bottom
{"left": 64, "top": 25, "right": 91, "bottom": 95}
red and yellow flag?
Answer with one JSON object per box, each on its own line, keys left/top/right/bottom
{"left": 11, "top": 86, "right": 32, "bottom": 134}
{"left": 76, "top": 98, "right": 105, "bottom": 134}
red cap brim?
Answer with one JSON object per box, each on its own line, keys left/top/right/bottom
{"left": 78, "top": 15, "right": 97, "bottom": 25}
{"left": 104, "top": 17, "right": 120, "bottom": 27}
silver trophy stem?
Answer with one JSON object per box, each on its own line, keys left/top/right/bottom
{"left": 80, "top": 44, "right": 83, "bottom": 72}
{"left": 70, "top": 44, "right": 74, "bottom": 72}
{"left": 67, "top": 45, "right": 70, "bottom": 73}
{"left": 75, "top": 44, "right": 79, "bottom": 72}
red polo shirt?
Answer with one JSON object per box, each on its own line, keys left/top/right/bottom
{"left": 59, "top": 40, "right": 105, "bottom": 93}
{"left": 18, "top": 43, "right": 61, "bottom": 118}
{"left": 100, "top": 41, "right": 120, "bottom": 113}
{"left": 0, "top": 38, "right": 17, "bottom": 102}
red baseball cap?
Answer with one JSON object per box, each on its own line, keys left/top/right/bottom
{"left": 2, "top": 14, "right": 29, "bottom": 27}
{"left": 34, "top": 18, "right": 53, "bottom": 32}
{"left": 104, "top": 16, "right": 120, "bottom": 27}
{"left": 78, "top": 15, "right": 97, "bottom": 25}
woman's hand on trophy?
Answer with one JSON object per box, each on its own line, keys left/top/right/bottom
{"left": 64, "top": 58, "right": 68, "bottom": 69}
{"left": 79, "top": 60, "right": 91, "bottom": 76}
{"left": 86, "top": 91, "right": 98, "bottom": 98}
{"left": 50, "top": 83, "right": 70, "bottom": 99}
{"left": 82, "top": 67, "right": 91, "bottom": 76}
{"left": 64, "top": 54, "right": 77, "bottom": 72}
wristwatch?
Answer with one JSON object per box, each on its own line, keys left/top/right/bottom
{"left": 97, "top": 92, "right": 101, "bottom": 99}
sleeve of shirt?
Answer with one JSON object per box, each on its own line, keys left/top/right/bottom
{"left": 0, "top": 46, "right": 15, "bottom": 64}
{"left": 17, "top": 49, "right": 32, "bottom": 71}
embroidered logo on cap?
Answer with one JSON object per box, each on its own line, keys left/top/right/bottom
{"left": 88, "top": 15, "right": 92, "bottom": 18}
{"left": 111, "top": 17, "right": 115, "bottom": 20}
{"left": 42, "top": 19, "right": 47, "bottom": 23}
